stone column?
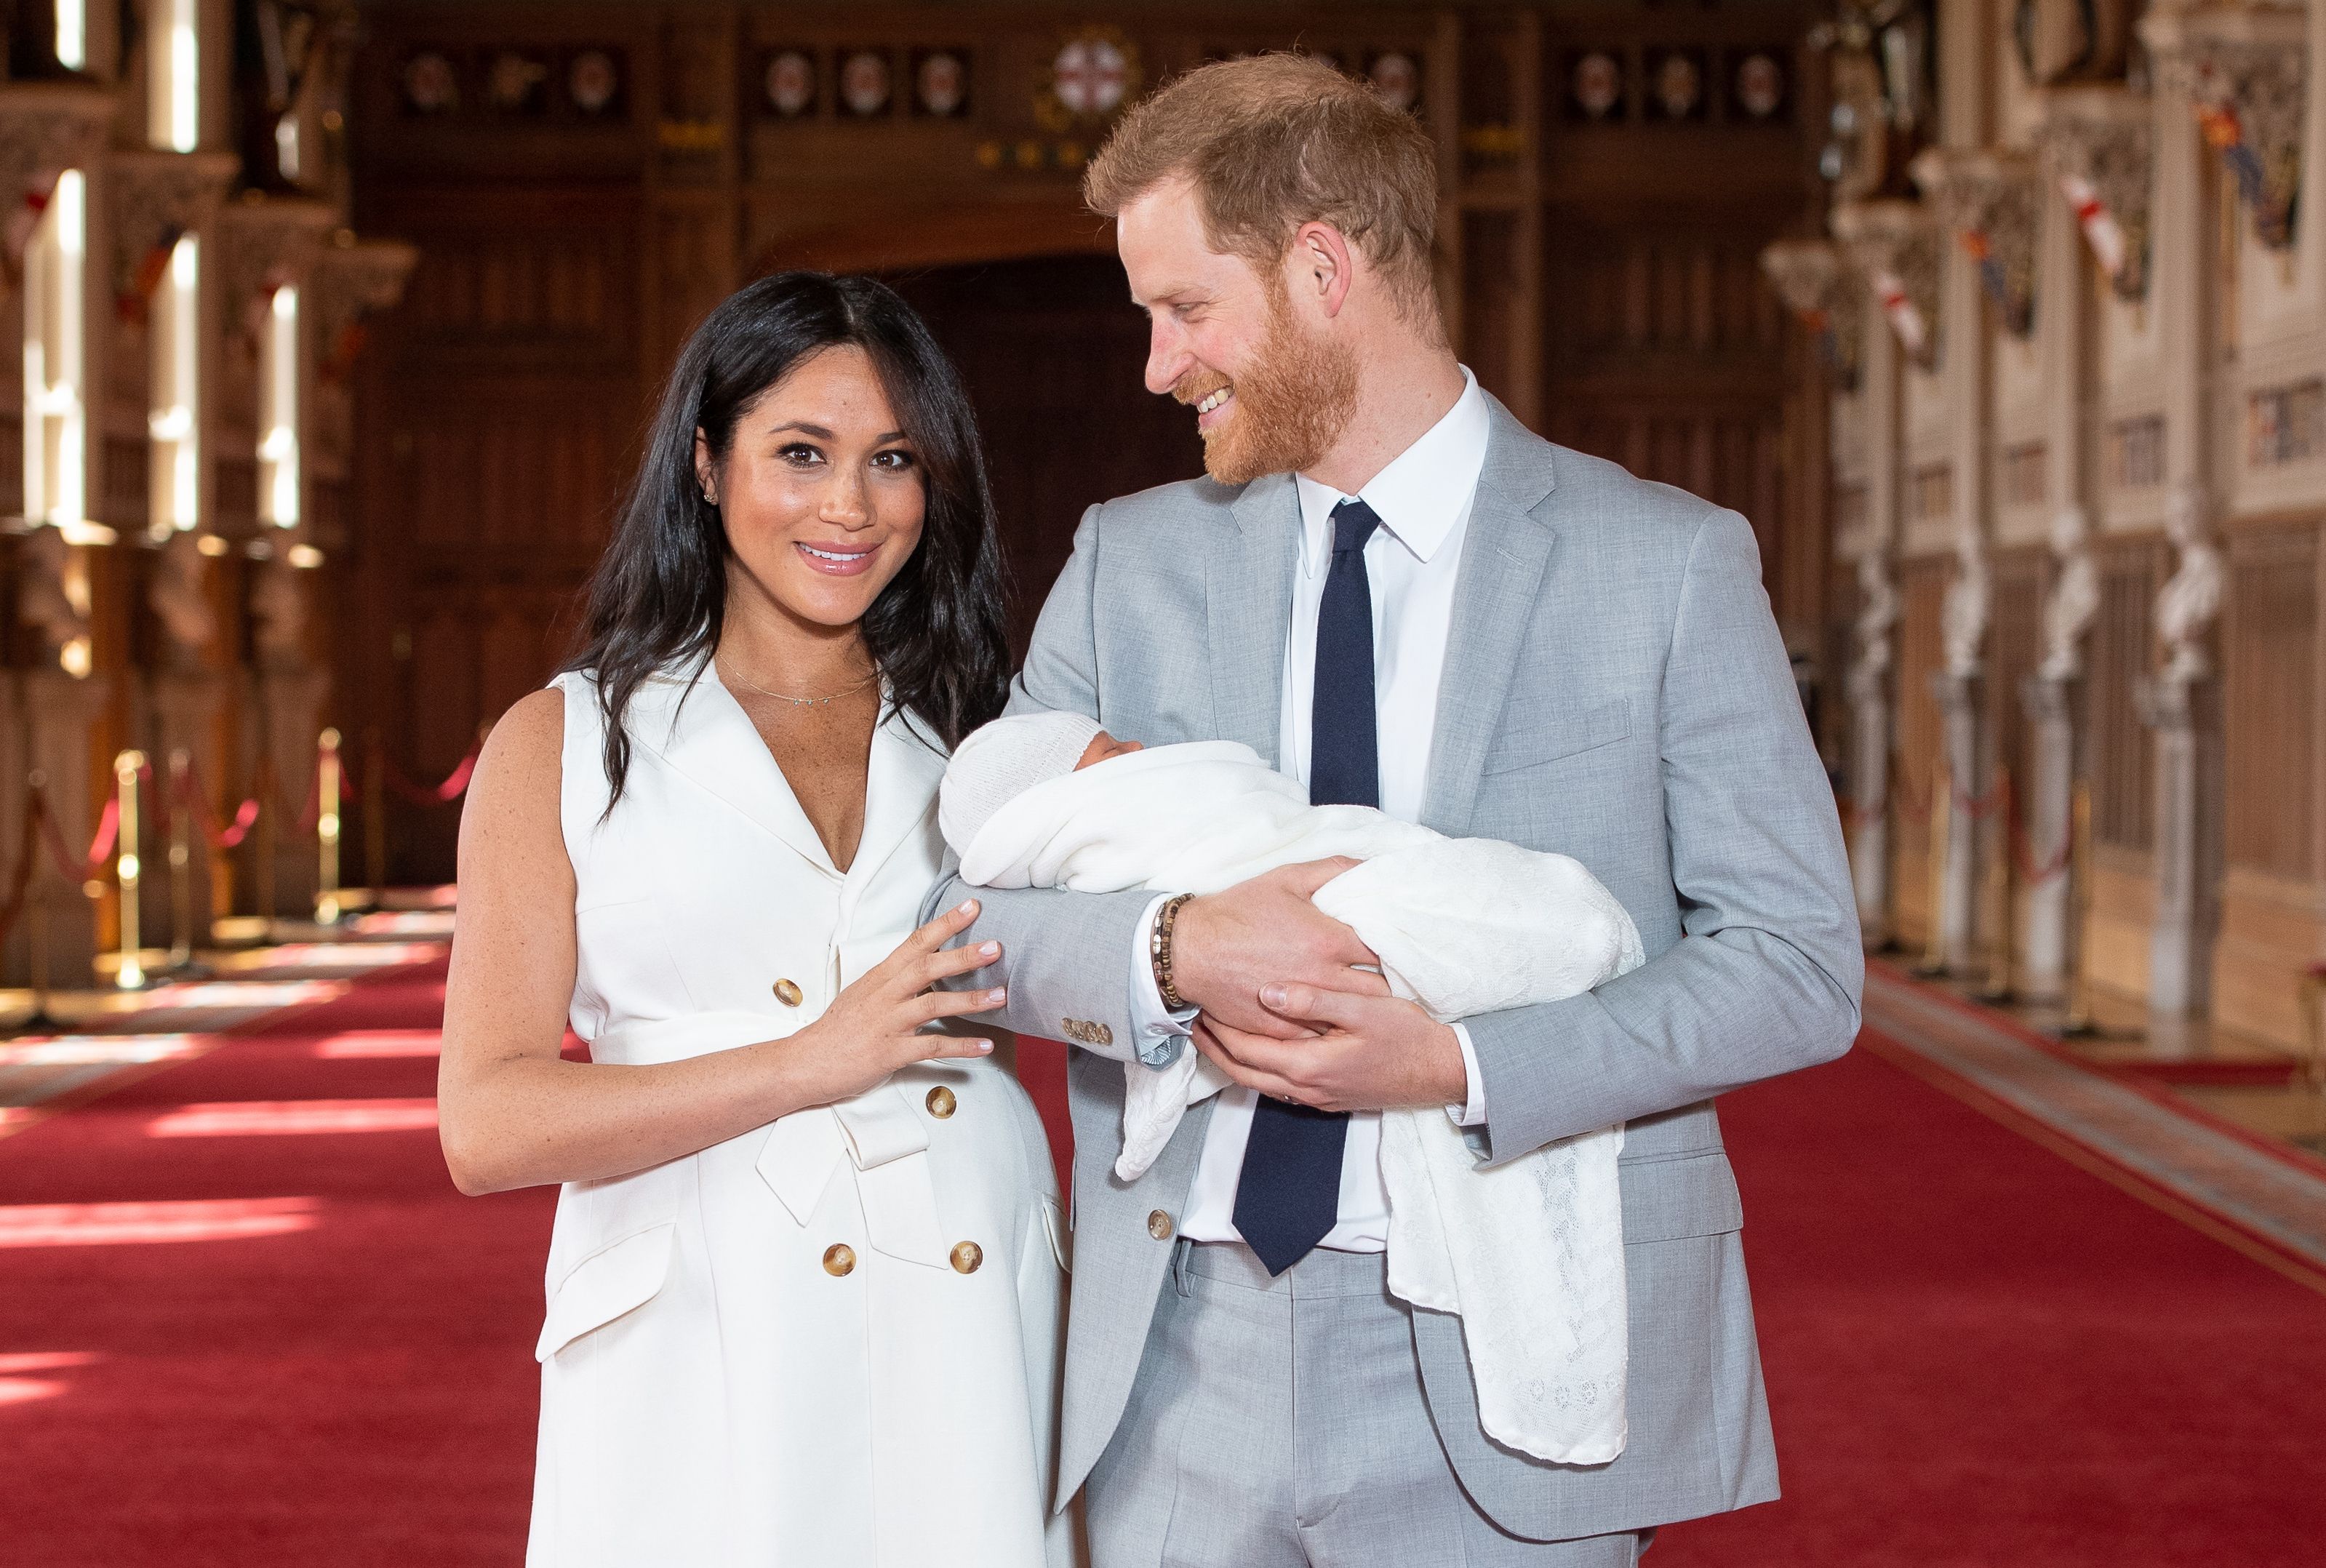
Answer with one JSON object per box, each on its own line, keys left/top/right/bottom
{"left": 2141, "top": 481, "right": 2227, "bottom": 1015}
{"left": 15, "top": 670, "right": 113, "bottom": 989}
{"left": 2136, "top": 4, "right": 2249, "bottom": 1017}
{"left": 2023, "top": 506, "right": 2101, "bottom": 1001}
{"left": 249, "top": 559, "right": 330, "bottom": 924}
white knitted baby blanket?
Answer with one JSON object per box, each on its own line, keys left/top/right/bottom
{"left": 952, "top": 738, "right": 1644, "bottom": 1464}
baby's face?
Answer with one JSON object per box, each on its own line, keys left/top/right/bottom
{"left": 1075, "top": 731, "right": 1146, "bottom": 771}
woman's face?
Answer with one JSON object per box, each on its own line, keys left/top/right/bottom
{"left": 699, "top": 344, "right": 927, "bottom": 635}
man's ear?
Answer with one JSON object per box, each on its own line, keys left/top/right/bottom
{"left": 1289, "top": 220, "right": 1356, "bottom": 319}
{"left": 692, "top": 429, "right": 718, "bottom": 505}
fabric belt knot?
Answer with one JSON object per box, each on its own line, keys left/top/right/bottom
{"left": 1234, "top": 495, "right": 1380, "bottom": 1276}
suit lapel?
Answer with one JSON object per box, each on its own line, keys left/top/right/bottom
{"left": 1423, "top": 399, "right": 1561, "bottom": 836}
{"left": 1205, "top": 473, "right": 1300, "bottom": 764}
{"left": 629, "top": 662, "right": 842, "bottom": 879}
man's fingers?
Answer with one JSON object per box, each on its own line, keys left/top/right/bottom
{"left": 1197, "top": 1017, "right": 1315, "bottom": 1081}
{"left": 1278, "top": 856, "right": 1363, "bottom": 897}
{"left": 1191, "top": 1025, "right": 1308, "bottom": 1103}
{"left": 1260, "top": 981, "right": 1373, "bottom": 1028}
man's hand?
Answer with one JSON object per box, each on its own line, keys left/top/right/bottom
{"left": 1172, "top": 860, "right": 1388, "bottom": 1036}
{"left": 1191, "top": 983, "right": 1468, "bottom": 1112}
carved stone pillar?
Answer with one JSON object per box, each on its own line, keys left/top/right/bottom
{"left": 2021, "top": 506, "right": 2102, "bottom": 1002}
{"left": 248, "top": 554, "right": 329, "bottom": 922}
{"left": 138, "top": 528, "right": 230, "bottom": 952}
{"left": 15, "top": 669, "right": 113, "bottom": 988}
{"left": 1847, "top": 551, "right": 1900, "bottom": 945}
{"left": 2140, "top": 481, "right": 2227, "bottom": 1015}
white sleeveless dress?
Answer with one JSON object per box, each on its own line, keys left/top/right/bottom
{"left": 527, "top": 663, "right": 1074, "bottom": 1567}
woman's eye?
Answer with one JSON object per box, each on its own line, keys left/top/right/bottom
{"left": 778, "top": 443, "right": 824, "bottom": 466}
{"left": 871, "top": 449, "right": 916, "bottom": 471}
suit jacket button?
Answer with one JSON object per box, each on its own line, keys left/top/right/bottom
{"left": 925, "top": 1085, "right": 957, "bottom": 1119}
{"left": 822, "top": 1244, "right": 856, "bottom": 1276}
{"left": 950, "top": 1241, "right": 983, "bottom": 1273}
{"left": 1095, "top": 1021, "right": 1114, "bottom": 1047}
{"left": 1148, "top": 1210, "right": 1174, "bottom": 1241}
{"left": 774, "top": 979, "right": 804, "bottom": 1007}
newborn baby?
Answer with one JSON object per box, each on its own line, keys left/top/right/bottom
{"left": 940, "top": 710, "right": 1644, "bottom": 1465}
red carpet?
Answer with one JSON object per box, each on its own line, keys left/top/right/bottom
{"left": 7, "top": 971, "right": 2325, "bottom": 1564}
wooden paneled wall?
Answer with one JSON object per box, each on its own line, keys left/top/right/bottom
{"left": 347, "top": 1, "right": 1825, "bottom": 881}
{"left": 2223, "top": 524, "right": 2319, "bottom": 884}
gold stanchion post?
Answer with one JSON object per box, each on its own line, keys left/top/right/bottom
{"left": 315, "top": 729, "right": 344, "bottom": 927}
{"left": 114, "top": 751, "right": 148, "bottom": 991}
{"left": 2061, "top": 779, "right": 2099, "bottom": 1037}
{"left": 1915, "top": 764, "right": 1951, "bottom": 977}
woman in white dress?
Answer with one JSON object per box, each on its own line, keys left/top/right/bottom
{"left": 438, "top": 273, "right": 1074, "bottom": 1567}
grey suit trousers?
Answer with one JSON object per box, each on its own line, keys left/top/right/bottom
{"left": 1086, "top": 1239, "right": 1655, "bottom": 1568}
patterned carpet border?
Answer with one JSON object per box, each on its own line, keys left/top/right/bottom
{"left": 1863, "top": 964, "right": 2326, "bottom": 1293}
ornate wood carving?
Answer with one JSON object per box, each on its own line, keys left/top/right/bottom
{"left": 1832, "top": 197, "right": 1942, "bottom": 369}
{"left": 102, "top": 149, "right": 240, "bottom": 319}
{"left": 2034, "top": 86, "right": 2153, "bottom": 302}
{"left": 213, "top": 193, "right": 339, "bottom": 340}
{"left": 1761, "top": 238, "right": 1864, "bottom": 389}
{"left": 1912, "top": 148, "right": 2043, "bottom": 338}
{"left": 0, "top": 80, "right": 116, "bottom": 295}
{"left": 2144, "top": 6, "right": 2310, "bottom": 252}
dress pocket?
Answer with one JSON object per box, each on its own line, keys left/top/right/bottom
{"left": 536, "top": 1221, "right": 677, "bottom": 1361}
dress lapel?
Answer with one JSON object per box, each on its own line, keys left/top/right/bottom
{"left": 1206, "top": 473, "right": 1300, "bottom": 764}
{"left": 845, "top": 703, "right": 948, "bottom": 891}
{"left": 628, "top": 660, "right": 841, "bottom": 879}
{"left": 1422, "top": 398, "right": 1562, "bottom": 836}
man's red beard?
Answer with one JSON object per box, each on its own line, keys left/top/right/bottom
{"left": 1173, "top": 284, "right": 1360, "bottom": 486}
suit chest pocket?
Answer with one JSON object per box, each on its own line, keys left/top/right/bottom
{"left": 1481, "top": 696, "right": 1634, "bottom": 778}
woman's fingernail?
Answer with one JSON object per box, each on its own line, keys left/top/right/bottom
{"left": 956, "top": 899, "right": 978, "bottom": 915}
{"left": 988, "top": 987, "right": 1007, "bottom": 1004}
{"left": 979, "top": 940, "right": 1001, "bottom": 959}
{"left": 1260, "top": 984, "right": 1288, "bottom": 1008}
{"left": 973, "top": 1039, "right": 994, "bottom": 1053}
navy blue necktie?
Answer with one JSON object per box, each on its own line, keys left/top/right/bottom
{"left": 1234, "top": 497, "right": 1380, "bottom": 1276}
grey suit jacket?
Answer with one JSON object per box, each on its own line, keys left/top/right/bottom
{"left": 932, "top": 396, "right": 1863, "bottom": 1542}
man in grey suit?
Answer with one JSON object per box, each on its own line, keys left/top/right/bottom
{"left": 938, "top": 54, "right": 1861, "bottom": 1567}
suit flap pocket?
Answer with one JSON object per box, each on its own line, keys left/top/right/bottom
{"left": 1482, "top": 697, "right": 1633, "bottom": 777}
{"left": 1617, "top": 1150, "right": 1743, "bottom": 1243}
{"left": 536, "top": 1222, "right": 676, "bottom": 1361}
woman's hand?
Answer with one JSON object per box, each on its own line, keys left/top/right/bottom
{"left": 778, "top": 898, "right": 1004, "bottom": 1107}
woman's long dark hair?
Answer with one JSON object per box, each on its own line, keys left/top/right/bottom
{"left": 567, "top": 272, "right": 1012, "bottom": 804}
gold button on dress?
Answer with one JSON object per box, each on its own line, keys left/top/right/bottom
{"left": 772, "top": 978, "right": 804, "bottom": 1007}
{"left": 925, "top": 1085, "right": 957, "bottom": 1119}
{"left": 823, "top": 1244, "right": 856, "bottom": 1276}
{"left": 950, "top": 1241, "right": 983, "bottom": 1274}
{"left": 1147, "top": 1210, "right": 1175, "bottom": 1241}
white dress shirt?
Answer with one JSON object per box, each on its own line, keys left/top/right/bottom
{"left": 1125, "top": 367, "right": 1492, "bottom": 1252}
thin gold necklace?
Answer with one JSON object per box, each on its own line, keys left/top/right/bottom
{"left": 722, "top": 659, "right": 879, "bottom": 708}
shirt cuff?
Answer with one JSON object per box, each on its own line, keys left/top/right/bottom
{"left": 1447, "top": 1021, "right": 1487, "bottom": 1127}
{"left": 1127, "top": 894, "right": 1199, "bottom": 1067}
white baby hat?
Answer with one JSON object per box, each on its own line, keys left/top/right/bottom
{"left": 938, "top": 711, "right": 1103, "bottom": 857}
